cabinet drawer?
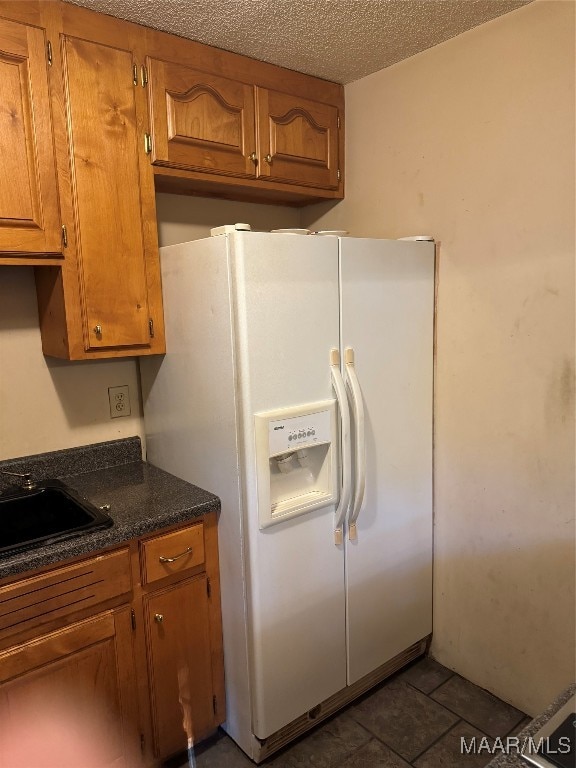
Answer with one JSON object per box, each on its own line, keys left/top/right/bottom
{"left": 141, "top": 523, "right": 205, "bottom": 584}
{"left": 0, "top": 549, "right": 131, "bottom": 641}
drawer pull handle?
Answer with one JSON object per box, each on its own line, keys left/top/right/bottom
{"left": 159, "top": 547, "right": 193, "bottom": 564}
{"left": 154, "top": 613, "right": 163, "bottom": 623}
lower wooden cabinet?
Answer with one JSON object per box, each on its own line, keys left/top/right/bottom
{"left": 0, "top": 609, "right": 139, "bottom": 768}
{"left": 145, "top": 576, "right": 216, "bottom": 757}
{"left": 138, "top": 515, "right": 225, "bottom": 761}
{"left": 0, "top": 513, "right": 224, "bottom": 767}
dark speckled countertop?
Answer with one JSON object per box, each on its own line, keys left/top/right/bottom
{"left": 486, "top": 684, "right": 575, "bottom": 767}
{"left": 0, "top": 437, "right": 220, "bottom": 581}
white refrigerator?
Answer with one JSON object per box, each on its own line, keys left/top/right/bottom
{"left": 140, "top": 229, "right": 435, "bottom": 761}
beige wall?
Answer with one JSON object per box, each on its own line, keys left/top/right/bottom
{"left": 155, "top": 193, "right": 301, "bottom": 246}
{"left": 303, "top": 0, "right": 575, "bottom": 715}
{"left": 0, "top": 197, "right": 299, "bottom": 461}
{"left": 0, "top": 268, "right": 144, "bottom": 461}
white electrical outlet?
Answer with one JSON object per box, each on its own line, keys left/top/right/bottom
{"left": 108, "top": 385, "right": 131, "bottom": 418}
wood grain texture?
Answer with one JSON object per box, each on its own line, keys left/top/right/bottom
{"left": 148, "top": 58, "right": 257, "bottom": 178}
{"left": 0, "top": 548, "right": 132, "bottom": 640}
{"left": 153, "top": 164, "right": 344, "bottom": 205}
{"left": 0, "top": 15, "right": 62, "bottom": 255}
{"left": 33, "top": 1, "right": 166, "bottom": 360}
{"left": 143, "top": 19, "right": 343, "bottom": 106}
{"left": 0, "top": 610, "right": 139, "bottom": 768}
{"left": 0, "top": 1, "right": 41, "bottom": 27}
{"left": 144, "top": 575, "right": 215, "bottom": 757}
{"left": 0, "top": 513, "right": 224, "bottom": 763}
{"left": 62, "top": 35, "right": 151, "bottom": 350}
{"left": 257, "top": 87, "right": 340, "bottom": 189}
{"left": 0, "top": 0, "right": 344, "bottom": 356}
{"left": 140, "top": 522, "right": 205, "bottom": 585}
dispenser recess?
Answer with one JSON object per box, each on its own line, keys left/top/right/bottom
{"left": 255, "top": 400, "right": 338, "bottom": 529}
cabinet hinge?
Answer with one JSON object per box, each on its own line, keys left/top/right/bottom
{"left": 140, "top": 733, "right": 145, "bottom": 755}
{"left": 144, "top": 133, "right": 152, "bottom": 155}
{"left": 337, "top": 115, "right": 340, "bottom": 129}
{"left": 141, "top": 64, "right": 148, "bottom": 87}
{"left": 207, "top": 577, "right": 211, "bottom": 599}
{"left": 47, "top": 41, "right": 53, "bottom": 66}
{"left": 148, "top": 317, "right": 155, "bottom": 337}
{"left": 61, "top": 224, "right": 68, "bottom": 248}
{"left": 337, "top": 169, "right": 341, "bottom": 181}
{"left": 212, "top": 695, "right": 217, "bottom": 715}
{"left": 131, "top": 608, "right": 136, "bottom": 631}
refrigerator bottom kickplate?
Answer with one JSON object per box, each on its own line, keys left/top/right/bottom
{"left": 250, "top": 636, "right": 430, "bottom": 763}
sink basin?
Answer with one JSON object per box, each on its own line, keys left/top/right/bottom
{"left": 0, "top": 479, "right": 113, "bottom": 558}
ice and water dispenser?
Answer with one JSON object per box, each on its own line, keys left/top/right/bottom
{"left": 254, "top": 400, "right": 338, "bottom": 529}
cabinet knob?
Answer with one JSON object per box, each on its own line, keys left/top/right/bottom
{"left": 249, "top": 152, "right": 258, "bottom": 164}
{"left": 264, "top": 153, "right": 272, "bottom": 164}
{"left": 154, "top": 613, "right": 164, "bottom": 624}
{"left": 93, "top": 325, "right": 102, "bottom": 335}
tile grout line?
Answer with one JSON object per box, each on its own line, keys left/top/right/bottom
{"left": 424, "top": 689, "right": 527, "bottom": 736}
{"left": 502, "top": 713, "right": 531, "bottom": 738}
{"left": 408, "top": 717, "right": 464, "bottom": 764}
{"left": 327, "top": 735, "right": 387, "bottom": 768}
{"left": 408, "top": 715, "right": 527, "bottom": 767}
{"left": 403, "top": 670, "right": 455, "bottom": 697}
{"left": 345, "top": 711, "right": 416, "bottom": 766}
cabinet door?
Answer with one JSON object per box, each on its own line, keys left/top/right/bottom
{"left": 0, "top": 17, "right": 61, "bottom": 256}
{"left": 148, "top": 58, "right": 257, "bottom": 178}
{"left": 256, "top": 88, "right": 340, "bottom": 189}
{"left": 0, "top": 610, "right": 138, "bottom": 768}
{"left": 145, "top": 576, "right": 216, "bottom": 758}
{"left": 62, "top": 36, "right": 154, "bottom": 350}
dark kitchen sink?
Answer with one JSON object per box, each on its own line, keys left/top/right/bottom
{"left": 0, "top": 479, "right": 113, "bottom": 558}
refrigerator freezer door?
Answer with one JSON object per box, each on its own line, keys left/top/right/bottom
{"left": 230, "top": 232, "right": 347, "bottom": 738}
{"left": 340, "top": 238, "right": 434, "bottom": 685}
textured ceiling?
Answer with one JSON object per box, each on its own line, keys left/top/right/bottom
{"left": 65, "top": 0, "right": 533, "bottom": 84}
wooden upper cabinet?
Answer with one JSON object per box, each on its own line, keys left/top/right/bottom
{"left": 148, "top": 58, "right": 257, "bottom": 179}
{"left": 0, "top": 17, "right": 62, "bottom": 256}
{"left": 144, "top": 46, "right": 343, "bottom": 199}
{"left": 256, "top": 88, "right": 340, "bottom": 190}
{"left": 62, "top": 36, "right": 154, "bottom": 350}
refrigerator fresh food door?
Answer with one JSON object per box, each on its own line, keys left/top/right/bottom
{"left": 340, "top": 237, "right": 434, "bottom": 685}
{"left": 230, "top": 232, "right": 347, "bottom": 738}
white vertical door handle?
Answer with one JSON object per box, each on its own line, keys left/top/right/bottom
{"left": 330, "top": 348, "right": 352, "bottom": 545}
{"left": 345, "top": 347, "right": 366, "bottom": 540}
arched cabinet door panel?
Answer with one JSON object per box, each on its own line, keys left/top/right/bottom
{"left": 147, "top": 58, "right": 257, "bottom": 178}
{"left": 256, "top": 87, "right": 340, "bottom": 190}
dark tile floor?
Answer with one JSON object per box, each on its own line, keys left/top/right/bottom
{"left": 179, "top": 658, "right": 529, "bottom": 768}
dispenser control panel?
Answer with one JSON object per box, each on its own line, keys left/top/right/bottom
{"left": 268, "top": 409, "right": 332, "bottom": 456}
